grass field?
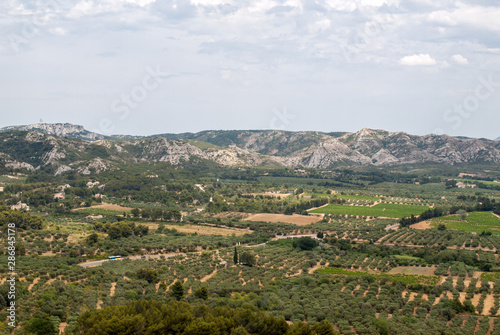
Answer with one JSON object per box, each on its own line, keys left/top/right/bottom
{"left": 72, "top": 203, "right": 133, "bottom": 215}
{"left": 392, "top": 255, "right": 424, "bottom": 262}
{"left": 431, "top": 212, "right": 500, "bottom": 235}
{"left": 310, "top": 203, "right": 430, "bottom": 218}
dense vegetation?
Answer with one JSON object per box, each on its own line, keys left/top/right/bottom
{"left": 2, "top": 161, "right": 500, "bottom": 334}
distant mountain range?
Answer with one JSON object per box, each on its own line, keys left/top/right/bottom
{"left": 0, "top": 123, "right": 499, "bottom": 175}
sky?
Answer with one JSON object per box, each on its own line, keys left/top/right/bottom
{"left": 1, "top": 0, "right": 499, "bottom": 139}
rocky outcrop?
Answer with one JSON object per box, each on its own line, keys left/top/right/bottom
{"left": 1, "top": 124, "right": 500, "bottom": 174}
{"left": 1, "top": 123, "right": 105, "bottom": 141}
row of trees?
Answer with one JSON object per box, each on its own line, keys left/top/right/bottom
{"left": 0, "top": 206, "right": 44, "bottom": 230}
{"left": 132, "top": 208, "right": 182, "bottom": 222}
{"left": 399, "top": 207, "right": 447, "bottom": 227}
{"left": 92, "top": 221, "right": 149, "bottom": 240}
{"left": 69, "top": 300, "right": 338, "bottom": 335}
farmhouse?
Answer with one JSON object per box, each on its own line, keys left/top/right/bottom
{"left": 456, "top": 181, "right": 476, "bottom": 189}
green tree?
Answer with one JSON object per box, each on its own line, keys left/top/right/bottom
{"left": 194, "top": 286, "right": 208, "bottom": 300}
{"left": 25, "top": 318, "right": 57, "bottom": 335}
{"left": 131, "top": 208, "right": 141, "bottom": 218}
{"left": 457, "top": 209, "right": 468, "bottom": 220}
{"left": 239, "top": 252, "right": 256, "bottom": 267}
{"left": 292, "top": 237, "right": 318, "bottom": 250}
{"left": 287, "top": 321, "right": 313, "bottom": 335}
{"left": 107, "top": 225, "right": 122, "bottom": 239}
{"left": 230, "top": 326, "right": 251, "bottom": 335}
{"left": 183, "top": 320, "right": 219, "bottom": 335}
{"left": 172, "top": 281, "right": 184, "bottom": 300}
{"left": 373, "top": 318, "right": 390, "bottom": 335}
{"left": 15, "top": 243, "right": 26, "bottom": 256}
{"left": 136, "top": 268, "right": 159, "bottom": 284}
{"left": 311, "top": 320, "right": 338, "bottom": 335}
{"left": 86, "top": 232, "right": 99, "bottom": 246}
{"left": 234, "top": 247, "right": 238, "bottom": 265}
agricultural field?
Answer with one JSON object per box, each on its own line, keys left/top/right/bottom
{"left": 244, "top": 213, "right": 323, "bottom": 225}
{"left": 430, "top": 212, "right": 500, "bottom": 235}
{"left": 310, "top": 203, "right": 431, "bottom": 219}
{"left": 1, "top": 164, "right": 500, "bottom": 334}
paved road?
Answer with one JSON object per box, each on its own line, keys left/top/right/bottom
{"left": 385, "top": 224, "right": 400, "bottom": 231}
{"left": 78, "top": 253, "right": 186, "bottom": 267}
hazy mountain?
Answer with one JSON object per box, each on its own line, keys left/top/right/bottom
{"left": 0, "top": 123, "right": 106, "bottom": 141}
{"left": 0, "top": 123, "right": 499, "bottom": 175}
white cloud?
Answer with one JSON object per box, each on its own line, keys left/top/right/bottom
{"left": 324, "top": 0, "right": 400, "bottom": 12}
{"left": 67, "top": 0, "right": 156, "bottom": 18}
{"left": 1, "top": 0, "right": 500, "bottom": 139}
{"left": 49, "top": 27, "right": 67, "bottom": 36}
{"left": 427, "top": 5, "right": 500, "bottom": 32}
{"left": 451, "top": 54, "right": 468, "bottom": 65}
{"left": 399, "top": 53, "right": 437, "bottom": 66}
{"left": 190, "top": 0, "right": 231, "bottom": 6}
{"left": 308, "top": 19, "right": 331, "bottom": 34}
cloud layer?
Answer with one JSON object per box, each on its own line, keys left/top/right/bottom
{"left": 0, "top": 0, "right": 499, "bottom": 139}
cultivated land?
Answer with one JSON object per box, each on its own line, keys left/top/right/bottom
{"left": 310, "top": 203, "right": 430, "bottom": 218}
{"left": 72, "top": 202, "right": 134, "bottom": 212}
{"left": 245, "top": 213, "right": 323, "bottom": 225}
{"left": 431, "top": 212, "right": 500, "bottom": 235}
{"left": 2, "top": 154, "right": 500, "bottom": 334}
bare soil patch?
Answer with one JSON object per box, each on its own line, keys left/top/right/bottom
{"left": 156, "top": 223, "right": 248, "bottom": 236}
{"left": 471, "top": 294, "right": 481, "bottom": 308}
{"left": 483, "top": 294, "right": 495, "bottom": 316}
{"left": 110, "top": 282, "right": 116, "bottom": 297}
{"left": 308, "top": 261, "right": 323, "bottom": 274}
{"left": 200, "top": 268, "right": 218, "bottom": 282}
{"left": 410, "top": 220, "right": 432, "bottom": 230}
{"left": 245, "top": 213, "right": 322, "bottom": 226}
{"left": 28, "top": 277, "right": 40, "bottom": 291}
{"left": 59, "top": 322, "right": 67, "bottom": 335}
{"left": 72, "top": 203, "right": 133, "bottom": 212}
{"left": 408, "top": 292, "right": 418, "bottom": 302}
{"left": 386, "top": 266, "right": 437, "bottom": 276}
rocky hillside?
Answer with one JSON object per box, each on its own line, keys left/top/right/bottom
{"left": 0, "top": 123, "right": 106, "bottom": 141}
{"left": 0, "top": 124, "right": 499, "bottom": 175}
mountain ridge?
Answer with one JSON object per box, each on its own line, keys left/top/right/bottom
{"left": 0, "top": 123, "right": 499, "bottom": 175}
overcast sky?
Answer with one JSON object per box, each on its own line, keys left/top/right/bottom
{"left": 1, "top": 0, "right": 499, "bottom": 139}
